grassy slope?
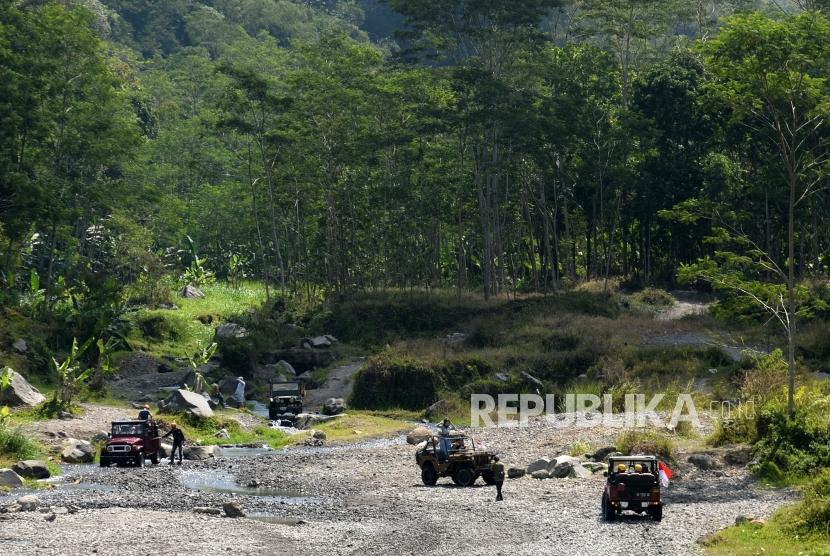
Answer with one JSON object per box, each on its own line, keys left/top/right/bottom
{"left": 703, "top": 508, "right": 830, "bottom": 555}
{"left": 127, "top": 282, "right": 268, "bottom": 357}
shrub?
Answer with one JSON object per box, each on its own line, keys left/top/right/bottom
{"left": 753, "top": 461, "right": 786, "bottom": 485}
{"left": 351, "top": 355, "right": 442, "bottom": 410}
{"left": 0, "top": 426, "right": 42, "bottom": 461}
{"left": 570, "top": 440, "right": 592, "bottom": 457}
{"left": 632, "top": 288, "right": 675, "bottom": 307}
{"left": 798, "top": 469, "right": 830, "bottom": 535}
{"left": 616, "top": 430, "right": 674, "bottom": 460}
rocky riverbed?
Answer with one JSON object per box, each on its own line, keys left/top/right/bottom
{"left": 0, "top": 420, "right": 795, "bottom": 556}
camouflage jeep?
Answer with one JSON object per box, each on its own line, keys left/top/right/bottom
{"left": 415, "top": 433, "right": 497, "bottom": 487}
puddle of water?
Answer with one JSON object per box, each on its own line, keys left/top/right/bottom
{"left": 181, "top": 470, "right": 311, "bottom": 503}
{"left": 217, "top": 446, "right": 273, "bottom": 458}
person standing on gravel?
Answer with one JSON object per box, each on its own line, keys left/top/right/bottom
{"left": 491, "top": 456, "right": 505, "bottom": 501}
{"left": 162, "top": 423, "right": 185, "bottom": 465}
{"left": 138, "top": 405, "right": 151, "bottom": 420}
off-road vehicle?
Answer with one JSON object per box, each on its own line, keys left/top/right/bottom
{"left": 415, "top": 433, "right": 497, "bottom": 487}
{"left": 268, "top": 381, "right": 305, "bottom": 424}
{"left": 601, "top": 455, "right": 663, "bottom": 521}
{"left": 100, "top": 420, "right": 161, "bottom": 467}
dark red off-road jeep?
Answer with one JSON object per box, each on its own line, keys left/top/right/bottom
{"left": 602, "top": 455, "right": 663, "bottom": 521}
{"left": 99, "top": 420, "right": 162, "bottom": 467}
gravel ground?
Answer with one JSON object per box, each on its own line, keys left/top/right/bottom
{"left": 0, "top": 418, "right": 796, "bottom": 556}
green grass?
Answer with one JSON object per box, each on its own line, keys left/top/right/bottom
{"left": 0, "top": 425, "right": 59, "bottom": 476}
{"left": 616, "top": 429, "right": 676, "bottom": 460}
{"left": 155, "top": 410, "right": 291, "bottom": 449}
{"left": 702, "top": 506, "right": 830, "bottom": 556}
{"left": 127, "top": 282, "right": 268, "bottom": 357}
{"left": 297, "top": 411, "right": 412, "bottom": 442}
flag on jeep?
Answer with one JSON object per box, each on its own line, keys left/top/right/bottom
{"left": 658, "top": 461, "right": 673, "bottom": 487}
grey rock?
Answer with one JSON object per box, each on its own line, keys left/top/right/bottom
{"left": 507, "top": 467, "right": 526, "bottom": 479}
{"left": 494, "top": 372, "right": 509, "bottom": 383}
{"left": 184, "top": 445, "right": 217, "bottom": 461}
{"left": 159, "top": 443, "right": 173, "bottom": 458}
{"left": 17, "top": 495, "right": 39, "bottom": 512}
{"left": 276, "top": 360, "right": 297, "bottom": 376}
{"left": 61, "top": 439, "right": 94, "bottom": 464}
{"left": 312, "top": 430, "right": 327, "bottom": 440}
{"left": 688, "top": 453, "right": 719, "bottom": 470}
{"left": 193, "top": 507, "right": 222, "bottom": 516}
{"left": 0, "top": 469, "right": 24, "bottom": 488}
{"left": 12, "top": 339, "right": 28, "bottom": 353}
{"left": 0, "top": 371, "right": 45, "bottom": 407}
{"left": 568, "top": 464, "right": 593, "bottom": 479}
{"left": 159, "top": 389, "right": 214, "bottom": 418}
{"left": 294, "top": 413, "right": 342, "bottom": 430}
{"left": 406, "top": 426, "right": 432, "bottom": 445}
{"left": 550, "top": 456, "right": 582, "bottom": 478}
{"left": 90, "top": 431, "right": 109, "bottom": 444}
{"left": 531, "top": 470, "right": 551, "bottom": 479}
{"left": 12, "top": 460, "right": 50, "bottom": 479}
{"left": 214, "top": 428, "right": 230, "bottom": 439}
{"left": 581, "top": 462, "right": 608, "bottom": 474}
{"left": 43, "top": 512, "right": 56, "bottom": 522}
{"left": 526, "top": 458, "right": 552, "bottom": 474}
{"left": 215, "top": 323, "right": 248, "bottom": 340}
{"left": 223, "top": 501, "right": 245, "bottom": 518}
{"left": 179, "top": 285, "right": 205, "bottom": 299}
{"left": 322, "top": 397, "right": 345, "bottom": 416}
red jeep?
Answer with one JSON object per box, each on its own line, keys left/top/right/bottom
{"left": 100, "top": 420, "right": 162, "bottom": 467}
{"left": 602, "top": 455, "right": 663, "bottom": 521}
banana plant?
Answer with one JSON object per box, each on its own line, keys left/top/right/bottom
{"left": 52, "top": 337, "right": 95, "bottom": 410}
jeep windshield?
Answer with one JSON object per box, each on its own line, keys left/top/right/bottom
{"left": 271, "top": 383, "right": 300, "bottom": 395}
{"left": 112, "top": 423, "right": 145, "bottom": 437}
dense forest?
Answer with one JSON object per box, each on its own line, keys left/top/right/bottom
{"left": 2, "top": 0, "right": 830, "bottom": 308}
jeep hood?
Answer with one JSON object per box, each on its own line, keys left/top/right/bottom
{"left": 108, "top": 436, "right": 143, "bottom": 445}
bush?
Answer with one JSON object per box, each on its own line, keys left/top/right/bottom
{"left": 632, "top": 288, "right": 675, "bottom": 307}
{"left": 0, "top": 426, "right": 42, "bottom": 461}
{"left": 753, "top": 460, "right": 786, "bottom": 485}
{"left": 799, "top": 469, "right": 830, "bottom": 535}
{"left": 616, "top": 430, "right": 674, "bottom": 460}
{"left": 351, "top": 355, "right": 443, "bottom": 410}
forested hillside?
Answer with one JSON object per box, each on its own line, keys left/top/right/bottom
{"left": 5, "top": 0, "right": 829, "bottom": 307}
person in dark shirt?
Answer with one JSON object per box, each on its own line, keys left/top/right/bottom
{"left": 491, "top": 455, "right": 505, "bottom": 501}
{"left": 138, "top": 405, "right": 151, "bottom": 420}
{"left": 162, "top": 422, "right": 185, "bottom": 465}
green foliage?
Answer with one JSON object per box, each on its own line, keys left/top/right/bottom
{"left": 616, "top": 430, "right": 675, "bottom": 460}
{"left": 798, "top": 468, "right": 830, "bottom": 536}
{"left": 351, "top": 354, "right": 443, "bottom": 410}
{"left": 51, "top": 337, "right": 96, "bottom": 411}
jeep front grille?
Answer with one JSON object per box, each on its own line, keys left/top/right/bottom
{"left": 107, "top": 445, "right": 131, "bottom": 453}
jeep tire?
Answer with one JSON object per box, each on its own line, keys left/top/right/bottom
{"left": 451, "top": 465, "right": 477, "bottom": 487}
{"left": 650, "top": 505, "right": 663, "bottom": 522}
{"left": 602, "top": 495, "right": 615, "bottom": 522}
{"left": 99, "top": 457, "right": 110, "bottom": 468}
{"left": 150, "top": 452, "right": 159, "bottom": 465}
{"left": 421, "top": 464, "right": 438, "bottom": 486}
{"left": 135, "top": 452, "right": 145, "bottom": 468}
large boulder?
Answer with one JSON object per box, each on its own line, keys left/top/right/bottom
{"left": 582, "top": 462, "right": 608, "bottom": 474}
{"left": 160, "top": 389, "right": 214, "bottom": 418}
{"left": 184, "top": 445, "right": 218, "bottom": 461}
{"left": 179, "top": 285, "right": 205, "bottom": 299}
{"left": 406, "top": 426, "right": 432, "bottom": 445}
{"left": 218, "top": 378, "right": 246, "bottom": 409}
{"left": 526, "top": 458, "right": 552, "bottom": 474}
{"left": 507, "top": 467, "right": 526, "bottom": 479}
{"left": 12, "top": 339, "right": 28, "bottom": 353}
{"left": 276, "top": 360, "right": 297, "bottom": 377}
{"left": 300, "top": 336, "right": 336, "bottom": 349}
{"left": 61, "top": 439, "right": 94, "bottom": 464}
{"left": 0, "top": 469, "right": 24, "bottom": 488}
{"left": 322, "top": 397, "right": 346, "bottom": 416}
{"left": 215, "top": 323, "right": 248, "bottom": 340}
{"left": 17, "top": 495, "right": 39, "bottom": 512}
{"left": 223, "top": 501, "right": 245, "bottom": 518}
{"left": 12, "top": 460, "right": 50, "bottom": 479}
{"left": 159, "top": 443, "right": 173, "bottom": 458}
{"left": 521, "top": 371, "right": 544, "bottom": 389}
{"left": 550, "top": 456, "right": 582, "bottom": 478}
{"left": 531, "top": 470, "right": 551, "bottom": 479}
{"left": 261, "top": 349, "right": 338, "bottom": 373}
{"left": 688, "top": 453, "right": 719, "bottom": 470}
{"left": 0, "top": 371, "right": 45, "bottom": 407}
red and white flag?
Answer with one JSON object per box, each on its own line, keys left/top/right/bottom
{"left": 658, "top": 461, "right": 673, "bottom": 487}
